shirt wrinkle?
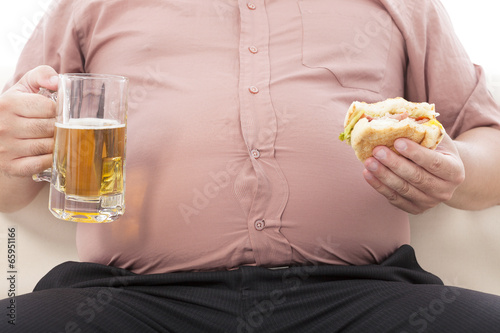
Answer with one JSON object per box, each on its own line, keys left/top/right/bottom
{"left": 7, "top": 0, "right": 500, "bottom": 274}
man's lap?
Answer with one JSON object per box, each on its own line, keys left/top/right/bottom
{"left": 1, "top": 245, "right": 499, "bottom": 332}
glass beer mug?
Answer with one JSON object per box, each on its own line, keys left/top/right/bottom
{"left": 34, "top": 73, "right": 128, "bottom": 223}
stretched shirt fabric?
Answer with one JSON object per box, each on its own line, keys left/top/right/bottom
{"left": 6, "top": 0, "right": 500, "bottom": 274}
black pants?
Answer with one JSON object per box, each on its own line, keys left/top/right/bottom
{"left": 2, "top": 245, "right": 500, "bottom": 332}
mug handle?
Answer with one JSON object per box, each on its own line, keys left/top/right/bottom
{"left": 38, "top": 87, "right": 58, "bottom": 102}
{"left": 32, "top": 87, "right": 58, "bottom": 183}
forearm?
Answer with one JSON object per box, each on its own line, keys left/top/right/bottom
{"left": 0, "top": 174, "right": 44, "bottom": 213}
{"left": 446, "top": 126, "right": 500, "bottom": 210}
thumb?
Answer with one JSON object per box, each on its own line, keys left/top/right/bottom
{"left": 435, "top": 133, "right": 458, "bottom": 155}
{"left": 13, "top": 65, "right": 59, "bottom": 94}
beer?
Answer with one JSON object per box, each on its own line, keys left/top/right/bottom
{"left": 47, "top": 118, "right": 126, "bottom": 223}
{"left": 34, "top": 73, "right": 129, "bottom": 223}
{"left": 53, "top": 118, "right": 126, "bottom": 198}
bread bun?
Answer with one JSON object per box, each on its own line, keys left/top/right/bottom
{"left": 340, "top": 98, "right": 445, "bottom": 161}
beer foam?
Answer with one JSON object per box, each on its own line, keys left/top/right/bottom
{"left": 56, "top": 118, "right": 125, "bottom": 129}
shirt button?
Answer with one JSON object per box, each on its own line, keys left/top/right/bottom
{"left": 249, "top": 86, "right": 259, "bottom": 94}
{"left": 251, "top": 149, "right": 260, "bottom": 159}
{"left": 248, "top": 46, "right": 259, "bottom": 54}
{"left": 254, "top": 219, "right": 265, "bottom": 231}
{"left": 247, "top": 3, "right": 256, "bottom": 10}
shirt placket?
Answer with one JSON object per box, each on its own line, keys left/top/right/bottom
{"left": 238, "top": 0, "right": 292, "bottom": 266}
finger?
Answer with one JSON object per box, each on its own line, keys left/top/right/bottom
{"left": 0, "top": 137, "right": 53, "bottom": 176}
{"left": 10, "top": 65, "right": 59, "bottom": 94}
{"left": 8, "top": 107, "right": 56, "bottom": 139}
{"left": 0, "top": 95, "right": 55, "bottom": 138}
{"left": 371, "top": 145, "right": 449, "bottom": 196}
{"left": 370, "top": 145, "right": 457, "bottom": 206}
{"left": 14, "top": 118, "right": 55, "bottom": 139}
{"left": 15, "top": 93, "right": 57, "bottom": 119}
{"left": 1, "top": 84, "right": 57, "bottom": 119}
{"left": 393, "top": 137, "right": 463, "bottom": 183}
{"left": 18, "top": 138, "right": 54, "bottom": 157}
{"left": 364, "top": 156, "right": 435, "bottom": 204}
{"left": 9, "top": 154, "right": 53, "bottom": 177}
{"left": 363, "top": 169, "right": 423, "bottom": 214}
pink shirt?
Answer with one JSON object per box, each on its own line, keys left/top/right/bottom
{"left": 6, "top": 0, "right": 500, "bottom": 274}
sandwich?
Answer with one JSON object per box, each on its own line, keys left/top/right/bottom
{"left": 339, "top": 97, "right": 445, "bottom": 161}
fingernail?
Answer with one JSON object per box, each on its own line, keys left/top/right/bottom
{"left": 49, "top": 75, "right": 59, "bottom": 85}
{"left": 374, "top": 149, "right": 386, "bottom": 160}
{"left": 394, "top": 140, "right": 407, "bottom": 152}
{"left": 366, "top": 161, "right": 378, "bottom": 172}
